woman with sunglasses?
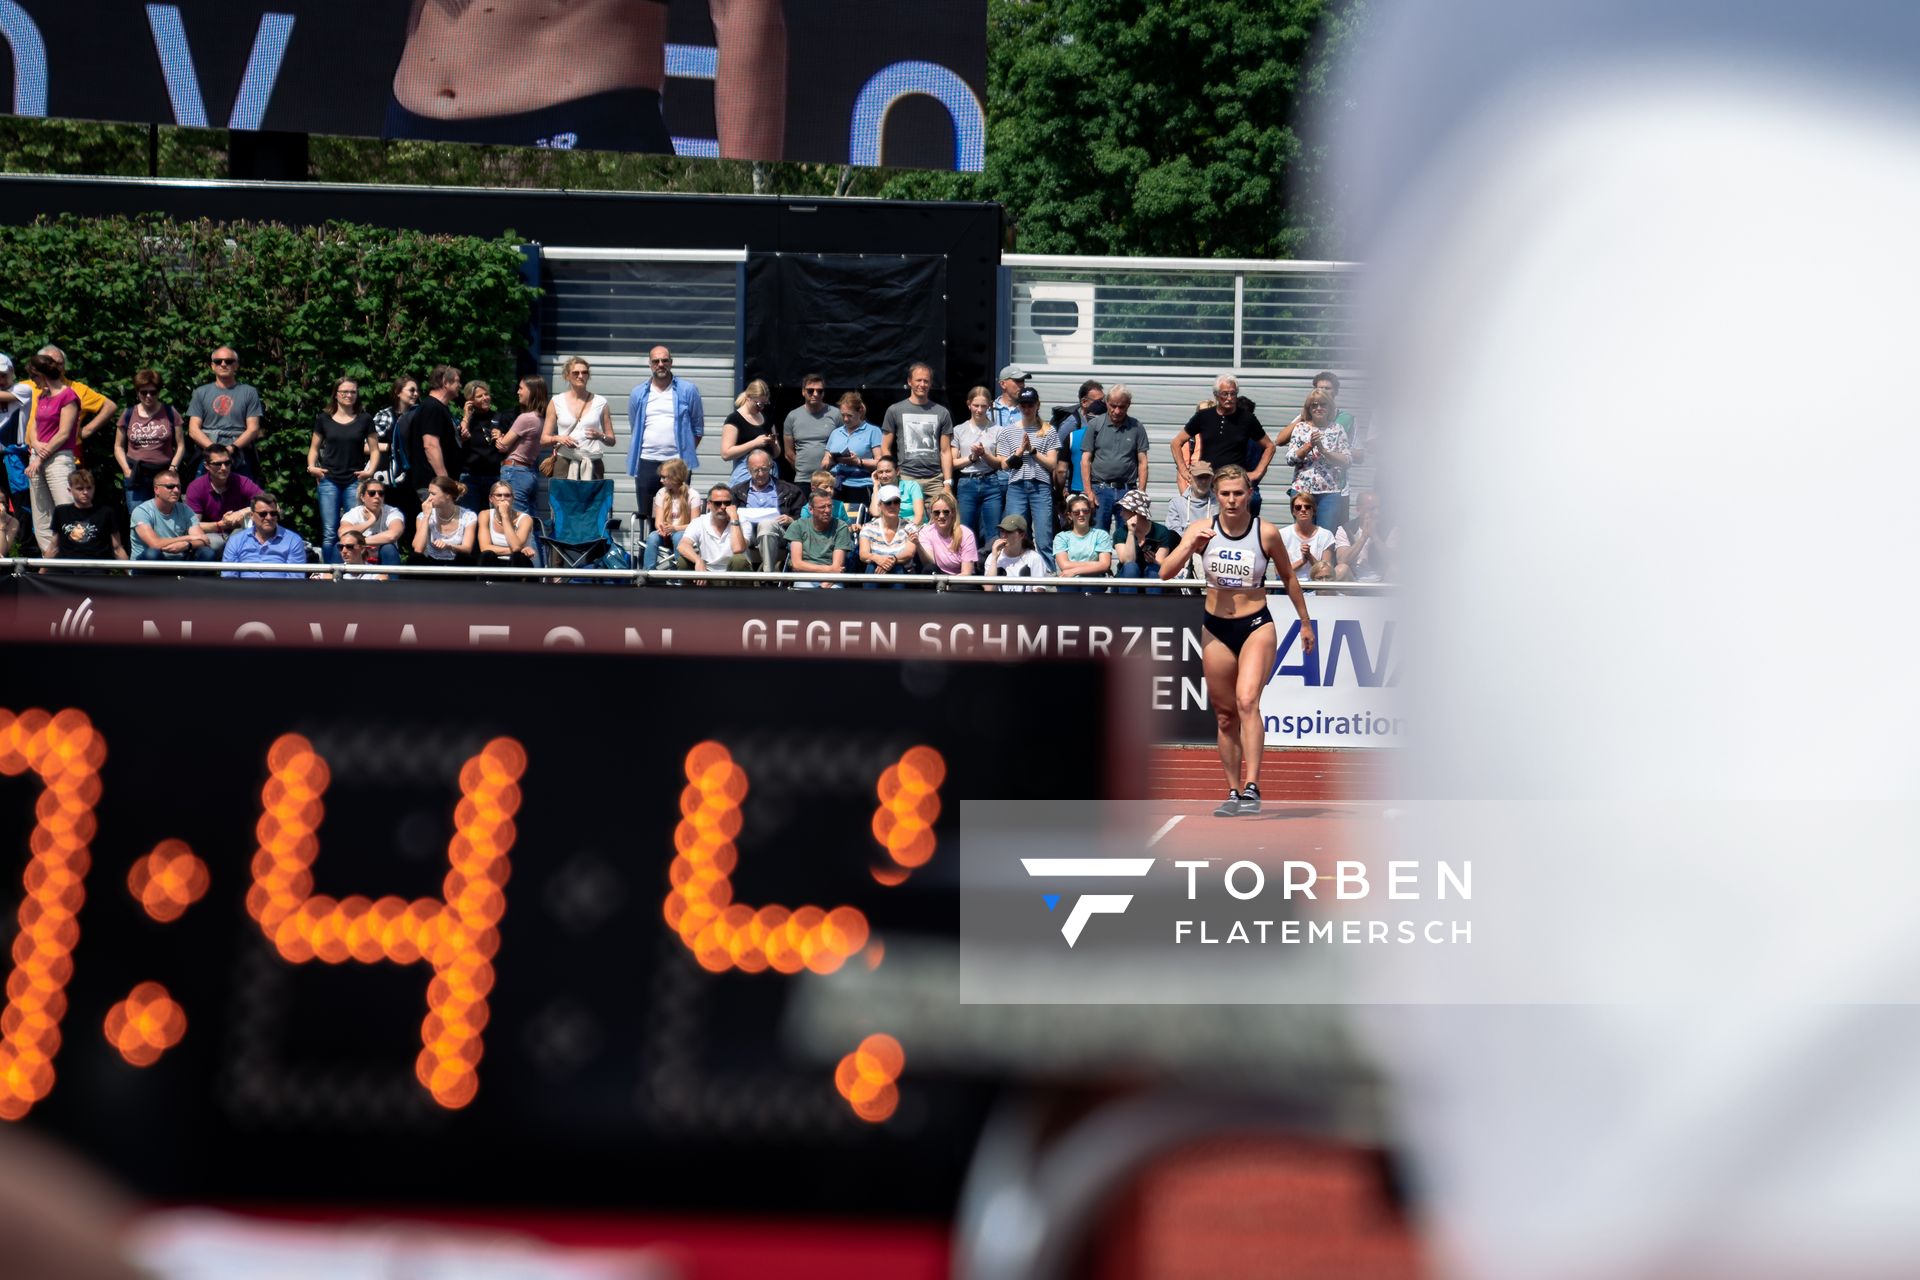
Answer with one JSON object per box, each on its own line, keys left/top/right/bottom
{"left": 1277, "top": 486, "right": 1349, "bottom": 586}
{"left": 307, "top": 376, "right": 377, "bottom": 564}
{"left": 478, "top": 479, "right": 539, "bottom": 576}
{"left": 413, "top": 474, "right": 477, "bottom": 568}
{"left": 113, "top": 369, "right": 183, "bottom": 511}
{"left": 1158, "top": 464, "right": 1315, "bottom": 817}
{"left": 1053, "top": 491, "right": 1114, "bottom": 592}
{"left": 1286, "top": 389, "right": 1353, "bottom": 535}
{"left": 916, "top": 492, "right": 976, "bottom": 576}
{"left": 858, "top": 483, "right": 919, "bottom": 586}
{"left": 541, "top": 357, "right": 613, "bottom": 480}
{"left": 337, "top": 479, "right": 406, "bottom": 566}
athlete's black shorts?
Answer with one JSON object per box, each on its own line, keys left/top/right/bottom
{"left": 385, "top": 87, "right": 672, "bottom": 153}
{"left": 1202, "top": 606, "right": 1274, "bottom": 656}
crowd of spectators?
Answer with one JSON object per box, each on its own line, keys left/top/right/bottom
{"left": 0, "top": 340, "right": 1393, "bottom": 587}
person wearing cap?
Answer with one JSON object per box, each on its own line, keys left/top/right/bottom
{"left": 993, "top": 364, "right": 1028, "bottom": 428}
{"left": 784, "top": 488, "right": 854, "bottom": 585}
{"left": 1113, "top": 488, "right": 1179, "bottom": 593}
{"left": 993, "top": 386, "right": 1061, "bottom": 558}
{"left": 868, "top": 456, "right": 923, "bottom": 524}
{"left": 1080, "top": 383, "right": 1149, "bottom": 539}
{"left": 983, "top": 512, "right": 1049, "bottom": 592}
{"left": 857, "top": 483, "right": 919, "bottom": 585}
{"left": 1166, "top": 460, "right": 1220, "bottom": 536}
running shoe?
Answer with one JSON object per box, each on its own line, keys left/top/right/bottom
{"left": 1239, "top": 783, "right": 1262, "bottom": 815}
{"left": 1214, "top": 790, "right": 1241, "bottom": 817}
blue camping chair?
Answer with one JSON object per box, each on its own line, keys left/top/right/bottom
{"left": 541, "top": 479, "right": 630, "bottom": 582}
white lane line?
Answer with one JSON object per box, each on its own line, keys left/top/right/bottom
{"left": 1145, "top": 815, "right": 1186, "bottom": 849}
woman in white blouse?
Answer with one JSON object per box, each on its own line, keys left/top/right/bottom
{"left": 540, "top": 356, "right": 614, "bottom": 480}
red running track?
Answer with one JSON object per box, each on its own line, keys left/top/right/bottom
{"left": 1146, "top": 746, "right": 1390, "bottom": 804}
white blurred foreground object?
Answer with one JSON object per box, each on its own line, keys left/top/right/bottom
{"left": 131, "top": 1210, "right": 677, "bottom": 1280}
{"left": 1348, "top": 31, "right": 1920, "bottom": 1280}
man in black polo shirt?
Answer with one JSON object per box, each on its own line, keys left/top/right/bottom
{"left": 1175, "top": 374, "right": 1277, "bottom": 514}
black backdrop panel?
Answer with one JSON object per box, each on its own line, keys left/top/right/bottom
{"left": 744, "top": 253, "right": 946, "bottom": 391}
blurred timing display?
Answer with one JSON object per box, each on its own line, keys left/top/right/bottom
{"left": 0, "top": 643, "right": 1102, "bottom": 1212}
{"left": 0, "top": 0, "right": 986, "bottom": 169}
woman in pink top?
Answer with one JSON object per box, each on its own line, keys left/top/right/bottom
{"left": 23, "top": 353, "right": 79, "bottom": 554}
{"left": 916, "top": 491, "right": 976, "bottom": 575}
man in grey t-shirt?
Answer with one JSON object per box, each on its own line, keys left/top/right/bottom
{"left": 783, "top": 372, "right": 841, "bottom": 482}
{"left": 881, "top": 362, "right": 954, "bottom": 503}
{"left": 187, "top": 345, "right": 266, "bottom": 477}
{"left": 1081, "top": 384, "right": 1151, "bottom": 539}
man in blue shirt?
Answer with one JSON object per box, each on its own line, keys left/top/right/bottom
{"left": 221, "top": 494, "right": 309, "bottom": 578}
{"left": 625, "top": 345, "right": 705, "bottom": 526}
{"left": 1060, "top": 379, "right": 1106, "bottom": 498}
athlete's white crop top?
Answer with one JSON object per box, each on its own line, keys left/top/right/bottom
{"left": 1201, "top": 516, "right": 1269, "bottom": 589}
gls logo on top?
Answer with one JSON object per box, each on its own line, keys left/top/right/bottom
{"left": 1021, "top": 857, "right": 1155, "bottom": 946}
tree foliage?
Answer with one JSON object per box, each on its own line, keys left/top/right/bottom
{"left": 880, "top": 0, "right": 1366, "bottom": 258}
{"left": 0, "top": 215, "right": 538, "bottom": 538}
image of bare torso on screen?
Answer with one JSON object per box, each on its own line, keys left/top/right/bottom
{"left": 392, "top": 0, "right": 788, "bottom": 158}
{"left": 396, "top": 0, "right": 668, "bottom": 113}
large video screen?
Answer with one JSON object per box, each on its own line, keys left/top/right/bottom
{"left": 0, "top": 0, "right": 985, "bottom": 170}
{"left": 0, "top": 627, "right": 1107, "bottom": 1213}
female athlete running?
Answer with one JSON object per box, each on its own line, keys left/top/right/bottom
{"left": 1160, "top": 464, "right": 1315, "bottom": 815}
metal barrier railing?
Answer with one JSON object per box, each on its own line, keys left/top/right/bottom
{"left": 0, "top": 557, "right": 1394, "bottom": 592}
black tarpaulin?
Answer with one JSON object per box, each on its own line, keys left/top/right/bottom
{"left": 744, "top": 253, "right": 947, "bottom": 390}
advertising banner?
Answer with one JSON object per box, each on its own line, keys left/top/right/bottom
{"left": 0, "top": 577, "right": 1398, "bottom": 746}
{"left": 0, "top": 0, "right": 986, "bottom": 169}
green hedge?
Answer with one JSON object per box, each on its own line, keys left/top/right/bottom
{"left": 0, "top": 214, "right": 540, "bottom": 539}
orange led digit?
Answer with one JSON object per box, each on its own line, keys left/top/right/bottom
{"left": 662, "top": 742, "right": 881, "bottom": 977}
{"left": 249, "top": 733, "right": 524, "bottom": 1110}
{"left": 0, "top": 708, "right": 104, "bottom": 1120}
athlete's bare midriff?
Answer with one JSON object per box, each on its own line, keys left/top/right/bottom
{"left": 1205, "top": 585, "right": 1271, "bottom": 620}
{"left": 394, "top": 0, "right": 666, "bottom": 118}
